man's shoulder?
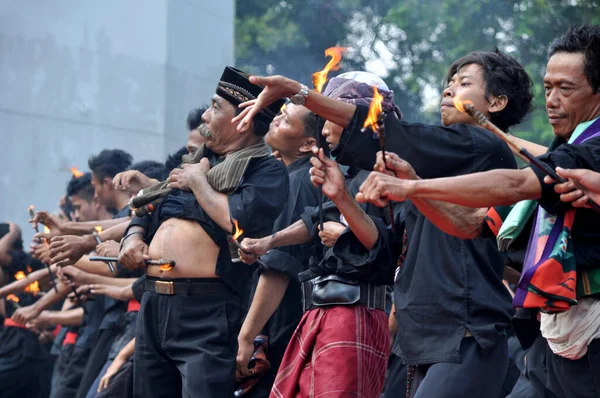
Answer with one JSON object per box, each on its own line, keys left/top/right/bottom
{"left": 249, "top": 154, "right": 288, "bottom": 173}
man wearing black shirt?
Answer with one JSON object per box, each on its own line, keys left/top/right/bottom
{"left": 119, "top": 67, "right": 288, "bottom": 398}
{"left": 240, "top": 75, "right": 401, "bottom": 397}
{"left": 358, "top": 26, "right": 600, "bottom": 398}
{"left": 235, "top": 103, "right": 320, "bottom": 397}
{"left": 234, "top": 49, "right": 533, "bottom": 397}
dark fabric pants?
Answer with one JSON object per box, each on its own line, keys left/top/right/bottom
{"left": 0, "top": 352, "right": 45, "bottom": 398}
{"left": 524, "top": 334, "right": 557, "bottom": 397}
{"left": 75, "top": 329, "right": 117, "bottom": 398}
{"left": 412, "top": 337, "right": 508, "bottom": 398}
{"left": 380, "top": 352, "right": 407, "bottom": 398}
{"left": 52, "top": 343, "right": 75, "bottom": 393}
{"left": 542, "top": 337, "right": 600, "bottom": 398}
{"left": 134, "top": 289, "right": 243, "bottom": 398}
{"left": 51, "top": 346, "right": 91, "bottom": 398}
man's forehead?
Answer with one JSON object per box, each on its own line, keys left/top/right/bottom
{"left": 545, "top": 52, "right": 586, "bottom": 84}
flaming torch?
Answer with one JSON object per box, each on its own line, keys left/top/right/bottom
{"left": 453, "top": 97, "right": 600, "bottom": 213}
{"left": 361, "top": 86, "right": 396, "bottom": 231}
{"left": 6, "top": 294, "right": 21, "bottom": 309}
{"left": 88, "top": 256, "right": 175, "bottom": 271}
{"left": 312, "top": 47, "right": 348, "bottom": 233}
{"left": 229, "top": 220, "right": 268, "bottom": 270}
{"left": 70, "top": 167, "right": 84, "bottom": 178}
{"left": 91, "top": 227, "right": 116, "bottom": 274}
{"left": 29, "top": 206, "right": 58, "bottom": 292}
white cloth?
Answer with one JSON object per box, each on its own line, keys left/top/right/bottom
{"left": 541, "top": 298, "right": 600, "bottom": 359}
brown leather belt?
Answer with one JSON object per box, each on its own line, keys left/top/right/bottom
{"left": 145, "top": 277, "right": 231, "bottom": 296}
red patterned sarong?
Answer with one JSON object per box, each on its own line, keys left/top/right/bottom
{"left": 270, "top": 305, "right": 389, "bottom": 398}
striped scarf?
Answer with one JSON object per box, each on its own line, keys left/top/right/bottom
{"left": 131, "top": 141, "right": 270, "bottom": 217}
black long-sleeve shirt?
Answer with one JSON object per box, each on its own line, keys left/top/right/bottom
{"left": 333, "top": 105, "right": 515, "bottom": 365}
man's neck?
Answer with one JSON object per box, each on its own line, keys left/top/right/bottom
{"left": 220, "top": 135, "right": 262, "bottom": 157}
{"left": 112, "top": 192, "right": 131, "bottom": 212}
{"left": 280, "top": 152, "right": 309, "bottom": 167}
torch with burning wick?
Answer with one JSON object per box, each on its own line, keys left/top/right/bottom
{"left": 230, "top": 220, "right": 268, "bottom": 270}
{"left": 91, "top": 227, "right": 116, "bottom": 274}
{"left": 6, "top": 294, "right": 21, "bottom": 309}
{"left": 453, "top": 98, "right": 600, "bottom": 213}
{"left": 29, "top": 205, "right": 59, "bottom": 293}
{"left": 311, "top": 46, "right": 347, "bottom": 233}
{"left": 361, "top": 87, "right": 397, "bottom": 232}
{"left": 88, "top": 256, "right": 176, "bottom": 271}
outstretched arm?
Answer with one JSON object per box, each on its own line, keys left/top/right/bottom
{"left": 358, "top": 168, "right": 541, "bottom": 209}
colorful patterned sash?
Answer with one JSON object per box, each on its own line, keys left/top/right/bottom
{"left": 487, "top": 118, "right": 600, "bottom": 312}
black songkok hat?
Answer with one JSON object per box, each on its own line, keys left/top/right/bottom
{"left": 216, "top": 66, "right": 286, "bottom": 126}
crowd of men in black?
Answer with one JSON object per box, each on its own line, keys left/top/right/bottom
{"left": 1, "top": 24, "right": 600, "bottom": 398}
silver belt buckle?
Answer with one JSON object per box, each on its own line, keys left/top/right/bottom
{"left": 155, "top": 280, "right": 174, "bottom": 295}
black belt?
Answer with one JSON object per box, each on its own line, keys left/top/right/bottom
{"left": 145, "top": 277, "right": 231, "bottom": 296}
{"left": 301, "top": 277, "right": 386, "bottom": 312}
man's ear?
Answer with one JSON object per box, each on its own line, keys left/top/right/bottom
{"left": 299, "top": 137, "right": 317, "bottom": 154}
{"left": 103, "top": 177, "right": 114, "bottom": 190}
{"left": 488, "top": 94, "right": 508, "bottom": 114}
{"left": 235, "top": 116, "right": 252, "bottom": 134}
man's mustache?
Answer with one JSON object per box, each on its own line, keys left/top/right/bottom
{"left": 199, "top": 124, "right": 212, "bottom": 139}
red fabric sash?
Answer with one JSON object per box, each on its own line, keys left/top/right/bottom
{"left": 3, "top": 318, "right": 27, "bottom": 329}
{"left": 127, "top": 299, "right": 141, "bottom": 312}
{"left": 63, "top": 331, "right": 78, "bottom": 346}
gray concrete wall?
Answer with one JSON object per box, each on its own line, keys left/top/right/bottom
{"left": 0, "top": 0, "right": 234, "bottom": 242}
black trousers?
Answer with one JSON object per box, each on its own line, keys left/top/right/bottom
{"left": 0, "top": 351, "right": 45, "bottom": 398}
{"left": 75, "top": 329, "right": 118, "bottom": 398}
{"left": 134, "top": 288, "right": 243, "bottom": 398}
{"left": 380, "top": 352, "right": 408, "bottom": 398}
{"left": 51, "top": 346, "right": 92, "bottom": 398}
{"left": 541, "top": 337, "right": 600, "bottom": 398}
{"left": 411, "top": 336, "right": 508, "bottom": 398}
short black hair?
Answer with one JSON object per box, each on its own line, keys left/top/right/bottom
{"left": 549, "top": 25, "right": 600, "bottom": 94}
{"left": 0, "top": 223, "right": 23, "bottom": 251}
{"left": 445, "top": 49, "right": 533, "bottom": 131}
{"left": 165, "top": 146, "right": 187, "bottom": 172}
{"left": 66, "top": 172, "right": 95, "bottom": 202}
{"left": 88, "top": 149, "right": 133, "bottom": 181}
{"left": 300, "top": 110, "right": 318, "bottom": 138}
{"left": 186, "top": 107, "right": 208, "bottom": 131}
{"left": 129, "top": 160, "right": 168, "bottom": 181}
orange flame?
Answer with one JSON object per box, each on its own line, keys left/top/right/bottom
{"left": 25, "top": 280, "right": 40, "bottom": 296}
{"left": 312, "top": 46, "right": 348, "bottom": 93}
{"left": 15, "top": 271, "right": 26, "bottom": 280}
{"left": 7, "top": 294, "right": 20, "bottom": 303}
{"left": 232, "top": 219, "right": 244, "bottom": 240}
{"left": 94, "top": 226, "right": 102, "bottom": 234}
{"left": 159, "top": 263, "right": 173, "bottom": 272}
{"left": 453, "top": 97, "right": 472, "bottom": 114}
{"left": 44, "top": 226, "right": 50, "bottom": 234}
{"left": 362, "top": 86, "right": 384, "bottom": 131}
{"left": 70, "top": 167, "right": 84, "bottom": 178}
{"left": 280, "top": 102, "right": 287, "bottom": 113}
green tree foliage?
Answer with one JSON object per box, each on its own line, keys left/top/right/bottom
{"left": 236, "top": 0, "right": 600, "bottom": 145}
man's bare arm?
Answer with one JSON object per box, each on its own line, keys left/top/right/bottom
{"left": 408, "top": 168, "right": 541, "bottom": 207}
{"left": 41, "top": 307, "right": 84, "bottom": 327}
{"left": 270, "top": 219, "right": 312, "bottom": 249}
{"left": 411, "top": 199, "right": 488, "bottom": 239}
{"left": 189, "top": 173, "right": 231, "bottom": 231}
{"left": 0, "top": 268, "right": 50, "bottom": 298}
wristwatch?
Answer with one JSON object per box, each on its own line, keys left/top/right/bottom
{"left": 289, "top": 84, "right": 309, "bottom": 105}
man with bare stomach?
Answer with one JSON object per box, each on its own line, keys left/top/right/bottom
{"left": 119, "top": 66, "right": 288, "bottom": 398}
